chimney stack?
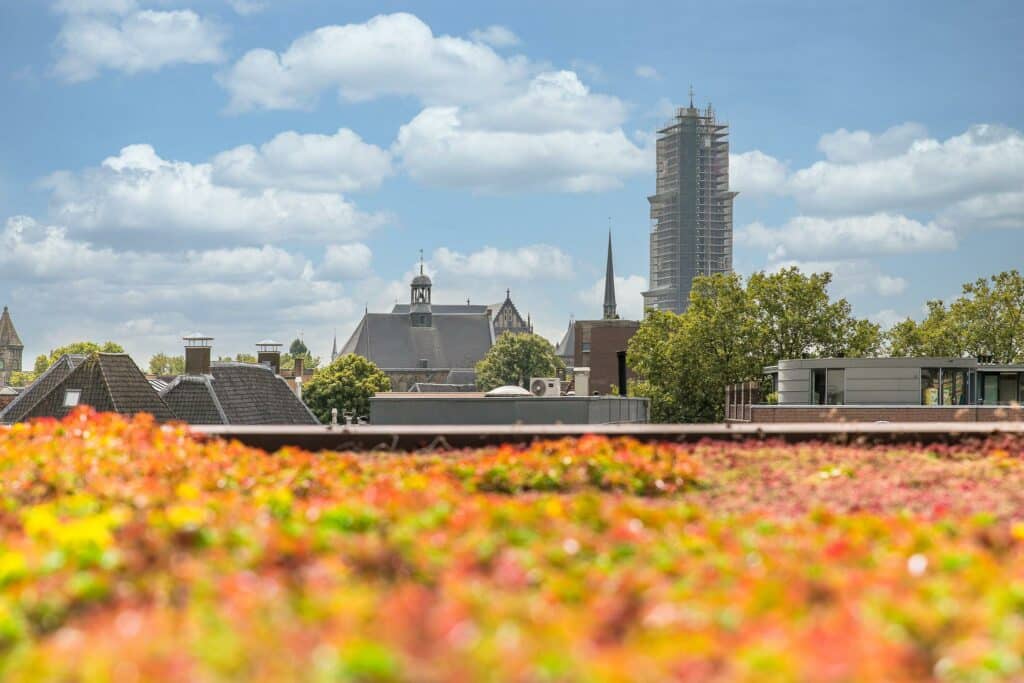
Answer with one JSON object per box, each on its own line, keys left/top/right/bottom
{"left": 256, "top": 340, "right": 283, "bottom": 374}
{"left": 183, "top": 334, "right": 213, "bottom": 375}
{"left": 293, "top": 354, "right": 304, "bottom": 379}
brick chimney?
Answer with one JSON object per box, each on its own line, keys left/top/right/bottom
{"left": 256, "top": 340, "right": 283, "bottom": 374}
{"left": 183, "top": 334, "right": 213, "bottom": 375}
{"left": 293, "top": 354, "right": 304, "bottom": 379}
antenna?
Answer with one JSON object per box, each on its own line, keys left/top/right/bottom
{"left": 418, "top": 249, "right": 424, "bottom": 275}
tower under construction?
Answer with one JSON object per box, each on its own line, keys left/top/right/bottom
{"left": 642, "top": 92, "right": 736, "bottom": 313}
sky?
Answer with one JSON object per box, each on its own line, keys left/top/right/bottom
{"left": 1, "top": 0, "right": 1023, "bottom": 365}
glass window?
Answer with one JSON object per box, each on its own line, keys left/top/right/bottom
{"left": 63, "top": 390, "right": 81, "bottom": 407}
{"left": 942, "top": 369, "right": 968, "bottom": 406}
{"left": 812, "top": 369, "right": 826, "bottom": 405}
{"left": 999, "top": 373, "right": 1019, "bottom": 404}
{"left": 982, "top": 374, "right": 999, "bottom": 405}
{"left": 922, "top": 368, "right": 940, "bottom": 405}
{"left": 0, "top": 359, "right": 4, "bottom": 370}
{"left": 826, "top": 368, "right": 845, "bottom": 405}
{"left": 581, "top": 342, "right": 591, "bottom": 353}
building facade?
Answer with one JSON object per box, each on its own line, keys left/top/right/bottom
{"left": 642, "top": 95, "right": 736, "bottom": 313}
{"left": 0, "top": 306, "right": 24, "bottom": 387}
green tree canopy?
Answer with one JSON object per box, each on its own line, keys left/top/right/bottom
{"left": 302, "top": 354, "right": 391, "bottom": 423}
{"left": 289, "top": 338, "right": 309, "bottom": 356}
{"left": 475, "top": 333, "right": 564, "bottom": 391}
{"left": 148, "top": 353, "right": 185, "bottom": 376}
{"left": 628, "top": 269, "right": 881, "bottom": 423}
{"left": 35, "top": 341, "right": 125, "bottom": 376}
{"left": 885, "top": 270, "right": 1024, "bottom": 362}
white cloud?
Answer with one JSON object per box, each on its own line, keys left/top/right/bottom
{"left": 738, "top": 213, "right": 956, "bottom": 260}
{"left": 768, "top": 259, "right": 909, "bottom": 299}
{"left": 219, "top": 12, "right": 531, "bottom": 111}
{"left": 211, "top": 128, "right": 393, "bottom": 193}
{"left": 319, "top": 243, "right": 373, "bottom": 279}
{"left": 817, "top": 122, "right": 928, "bottom": 163}
{"left": 580, "top": 274, "right": 648, "bottom": 321}
{"left": 42, "top": 144, "right": 386, "bottom": 248}
{"left": 938, "top": 190, "right": 1024, "bottom": 230}
{"left": 54, "top": 6, "right": 225, "bottom": 82}
{"left": 469, "top": 25, "right": 519, "bottom": 48}
{"left": 394, "top": 106, "right": 648, "bottom": 193}
{"left": 789, "top": 124, "right": 1024, "bottom": 215}
{"left": 730, "top": 150, "right": 789, "bottom": 196}
{"left": 869, "top": 309, "right": 906, "bottom": 329}
{"left": 460, "top": 71, "right": 628, "bottom": 134}
{"left": 227, "top": 0, "right": 266, "bottom": 15}
{"left": 634, "top": 65, "right": 660, "bottom": 80}
{"left": 432, "top": 245, "right": 574, "bottom": 280}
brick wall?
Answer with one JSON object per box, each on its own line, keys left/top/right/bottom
{"left": 749, "top": 405, "right": 1024, "bottom": 423}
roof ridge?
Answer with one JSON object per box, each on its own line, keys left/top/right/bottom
{"left": 203, "top": 375, "right": 230, "bottom": 425}
{"left": 95, "top": 355, "right": 121, "bottom": 414}
{"left": 0, "top": 355, "right": 76, "bottom": 422}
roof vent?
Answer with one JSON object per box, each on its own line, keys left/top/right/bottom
{"left": 485, "top": 385, "right": 532, "bottom": 397}
{"left": 256, "top": 339, "right": 283, "bottom": 374}
{"left": 183, "top": 334, "right": 213, "bottom": 375}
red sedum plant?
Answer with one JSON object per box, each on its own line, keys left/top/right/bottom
{"left": 1, "top": 408, "right": 1024, "bottom": 681}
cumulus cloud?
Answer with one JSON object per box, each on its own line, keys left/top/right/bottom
{"left": 227, "top": 0, "right": 266, "bottom": 15}
{"left": 394, "top": 107, "right": 648, "bottom": 193}
{"left": 211, "top": 128, "right": 393, "bottom": 193}
{"left": 469, "top": 25, "right": 520, "bottom": 47}
{"left": 767, "top": 258, "right": 908, "bottom": 299}
{"left": 789, "top": 124, "right": 1024, "bottom": 215}
{"left": 1, "top": 214, "right": 372, "bottom": 360}
{"left": 432, "top": 245, "right": 574, "bottom": 280}
{"left": 817, "top": 122, "right": 929, "bottom": 163}
{"left": 42, "top": 144, "right": 386, "bottom": 249}
{"left": 730, "top": 150, "right": 789, "bottom": 196}
{"left": 53, "top": 2, "right": 225, "bottom": 82}
{"left": 580, "top": 274, "right": 648, "bottom": 320}
{"left": 634, "top": 65, "right": 660, "bottom": 80}
{"left": 319, "top": 243, "right": 373, "bottom": 279}
{"left": 738, "top": 213, "right": 956, "bottom": 260}
{"left": 219, "top": 12, "right": 531, "bottom": 111}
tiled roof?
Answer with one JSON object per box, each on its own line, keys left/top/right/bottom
{"left": 0, "top": 307, "right": 23, "bottom": 348}
{"left": 161, "top": 363, "right": 319, "bottom": 425}
{"left": 555, "top": 319, "right": 576, "bottom": 360}
{"left": 340, "top": 312, "right": 493, "bottom": 369}
{"left": 2, "top": 354, "right": 175, "bottom": 423}
{"left": 0, "top": 354, "right": 86, "bottom": 424}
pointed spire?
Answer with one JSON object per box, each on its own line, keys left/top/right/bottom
{"left": 603, "top": 229, "right": 618, "bottom": 320}
{"left": 688, "top": 84, "right": 695, "bottom": 108}
{"left": 419, "top": 248, "right": 424, "bottom": 275}
{"left": 0, "top": 305, "right": 23, "bottom": 347}
{"left": 331, "top": 328, "right": 338, "bottom": 362}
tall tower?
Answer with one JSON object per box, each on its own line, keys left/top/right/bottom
{"left": 603, "top": 231, "right": 618, "bottom": 320}
{"left": 0, "top": 306, "right": 24, "bottom": 387}
{"left": 642, "top": 90, "right": 736, "bottom": 313}
{"left": 409, "top": 251, "right": 433, "bottom": 328}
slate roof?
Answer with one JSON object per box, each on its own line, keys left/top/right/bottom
{"left": 1, "top": 354, "right": 175, "bottom": 423}
{"left": 0, "top": 306, "right": 23, "bottom": 348}
{"left": 0, "top": 354, "right": 86, "bottom": 423}
{"left": 340, "top": 312, "right": 493, "bottom": 369}
{"left": 391, "top": 303, "right": 490, "bottom": 315}
{"left": 555, "top": 319, "right": 576, "bottom": 361}
{"left": 161, "top": 362, "right": 319, "bottom": 425}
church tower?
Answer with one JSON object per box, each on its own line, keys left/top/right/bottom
{"left": 0, "top": 306, "right": 24, "bottom": 386}
{"left": 409, "top": 252, "right": 433, "bottom": 328}
{"left": 603, "top": 232, "right": 619, "bottom": 320}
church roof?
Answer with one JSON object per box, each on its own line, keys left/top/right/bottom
{"left": 603, "top": 232, "right": 618, "bottom": 320}
{"left": 555, "top": 319, "right": 576, "bottom": 360}
{"left": 341, "top": 312, "right": 493, "bottom": 369}
{"left": 0, "top": 306, "right": 23, "bottom": 348}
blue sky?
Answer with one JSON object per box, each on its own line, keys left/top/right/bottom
{"left": 2, "top": 0, "right": 1023, "bottom": 364}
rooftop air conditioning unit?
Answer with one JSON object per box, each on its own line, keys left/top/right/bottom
{"left": 530, "top": 377, "right": 560, "bottom": 397}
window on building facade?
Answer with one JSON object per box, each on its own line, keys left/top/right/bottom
{"left": 943, "top": 369, "right": 968, "bottom": 405}
{"left": 826, "top": 368, "right": 845, "bottom": 405}
{"left": 998, "top": 373, "right": 1019, "bottom": 404}
{"left": 581, "top": 342, "right": 591, "bottom": 353}
{"left": 921, "top": 368, "right": 940, "bottom": 405}
{"left": 811, "top": 369, "right": 826, "bottom": 405}
{"left": 982, "top": 374, "right": 999, "bottom": 405}
{"left": 63, "top": 390, "right": 81, "bottom": 407}
{"left": 0, "top": 359, "right": 4, "bottom": 370}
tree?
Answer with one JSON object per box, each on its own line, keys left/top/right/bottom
{"left": 886, "top": 300, "right": 963, "bottom": 357}
{"left": 281, "top": 352, "right": 321, "bottom": 371}
{"left": 36, "top": 341, "right": 124, "bottom": 374}
{"left": 7, "top": 371, "right": 36, "bottom": 387}
{"left": 289, "top": 338, "right": 309, "bottom": 356}
{"left": 149, "top": 353, "right": 184, "bottom": 375}
{"left": 628, "top": 268, "right": 880, "bottom": 423}
{"left": 475, "top": 333, "right": 563, "bottom": 391}
{"left": 302, "top": 354, "right": 391, "bottom": 423}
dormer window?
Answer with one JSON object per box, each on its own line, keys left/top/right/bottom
{"left": 63, "top": 389, "right": 82, "bottom": 407}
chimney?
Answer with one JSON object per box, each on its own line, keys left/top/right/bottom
{"left": 293, "top": 354, "right": 304, "bottom": 379}
{"left": 256, "top": 340, "right": 283, "bottom": 374}
{"left": 183, "top": 334, "right": 213, "bottom": 375}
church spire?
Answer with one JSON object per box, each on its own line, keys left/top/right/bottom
{"left": 331, "top": 328, "right": 338, "bottom": 362}
{"left": 603, "top": 230, "right": 618, "bottom": 320}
